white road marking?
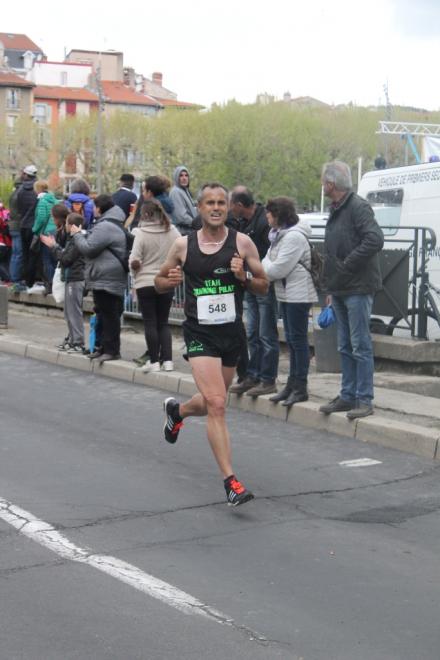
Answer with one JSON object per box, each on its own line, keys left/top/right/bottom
{"left": 0, "top": 496, "right": 231, "bottom": 625}
{"left": 339, "top": 458, "right": 382, "bottom": 468}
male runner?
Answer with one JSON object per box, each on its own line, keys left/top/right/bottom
{"left": 155, "top": 183, "right": 269, "bottom": 506}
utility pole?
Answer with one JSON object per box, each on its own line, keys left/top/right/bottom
{"left": 96, "top": 60, "right": 104, "bottom": 194}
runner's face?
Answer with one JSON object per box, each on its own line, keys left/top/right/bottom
{"left": 198, "top": 188, "right": 228, "bottom": 228}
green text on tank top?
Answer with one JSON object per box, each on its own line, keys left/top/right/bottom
{"left": 183, "top": 229, "right": 244, "bottom": 324}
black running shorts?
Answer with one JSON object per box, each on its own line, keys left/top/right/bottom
{"left": 182, "top": 318, "right": 246, "bottom": 367}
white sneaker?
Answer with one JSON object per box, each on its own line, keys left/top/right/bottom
{"left": 141, "top": 361, "right": 160, "bottom": 373}
{"left": 27, "top": 284, "right": 46, "bottom": 294}
{"left": 162, "top": 361, "right": 174, "bottom": 372}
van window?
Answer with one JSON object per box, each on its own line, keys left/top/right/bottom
{"left": 366, "top": 189, "right": 403, "bottom": 236}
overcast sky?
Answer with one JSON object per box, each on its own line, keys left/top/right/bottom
{"left": 5, "top": 0, "right": 440, "bottom": 110}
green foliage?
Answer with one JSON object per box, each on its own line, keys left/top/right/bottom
{"left": 0, "top": 178, "right": 13, "bottom": 205}
{"left": 3, "top": 102, "right": 439, "bottom": 205}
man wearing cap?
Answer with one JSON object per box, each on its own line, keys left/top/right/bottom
{"left": 17, "top": 165, "right": 38, "bottom": 289}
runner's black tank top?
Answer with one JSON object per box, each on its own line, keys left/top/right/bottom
{"left": 183, "top": 228, "right": 244, "bottom": 323}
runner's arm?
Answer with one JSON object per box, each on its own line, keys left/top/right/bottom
{"left": 231, "top": 234, "right": 269, "bottom": 295}
{"left": 154, "top": 237, "right": 186, "bottom": 293}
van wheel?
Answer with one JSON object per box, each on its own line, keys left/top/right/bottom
{"left": 386, "top": 309, "right": 438, "bottom": 336}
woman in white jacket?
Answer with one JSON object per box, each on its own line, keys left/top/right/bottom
{"left": 262, "top": 197, "right": 318, "bottom": 406}
{"left": 129, "top": 200, "right": 180, "bottom": 372}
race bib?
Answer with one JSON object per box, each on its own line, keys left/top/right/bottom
{"left": 197, "top": 293, "right": 236, "bottom": 325}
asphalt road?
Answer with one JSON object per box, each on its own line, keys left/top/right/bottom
{"left": 1, "top": 353, "right": 440, "bottom": 660}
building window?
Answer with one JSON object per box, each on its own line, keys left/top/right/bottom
{"left": 37, "top": 128, "right": 50, "bottom": 149}
{"left": 34, "top": 103, "right": 51, "bottom": 125}
{"left": 6, "top": 88, "right": 21, "bottom": 110}
{"left": 60, "top": 71, "right": 68, "bottom": 86}
{"left": 6, "top": 115, "right": 18, "bottom": 133}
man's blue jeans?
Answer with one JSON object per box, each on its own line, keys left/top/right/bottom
{"left": 245, "top": 285, "right": 279, "bottom": 384}
{"left": 9, "top": 230, "right": 23, "bottom": 283}
{"left": 332, "top": 293, "right": 374, "bottom": 404}
{"left": 279, "top": 302, "right": 311, "bottom": 383}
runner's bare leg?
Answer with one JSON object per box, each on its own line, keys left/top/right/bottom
{"left": 180, "top": 357, "right": 236, "bottom": 478}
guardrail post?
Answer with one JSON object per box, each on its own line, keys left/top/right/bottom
{"left": 0, "top": 285, "right": 8, "bottom": 328}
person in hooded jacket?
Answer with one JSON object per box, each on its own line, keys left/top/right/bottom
{"left": 262, "top": 197, "right": 318, "bottom": 406}
{"left": 33, "top": 180, "right": 57, "bottom": 292}
{"left": 169, "top": 166, "right": 197, "bottom": 235}
{"left": 70, "top": 194, "right": 128, "bottom": 363}
{"left": 129, "top": 199, "right": 180, "bottom": 372}
{"left": 65, "top": 178, "right": 95, "bottom": 229}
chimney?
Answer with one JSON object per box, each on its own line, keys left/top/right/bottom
{"left": 152, "top": 72, "right": 163, "bottom": 87}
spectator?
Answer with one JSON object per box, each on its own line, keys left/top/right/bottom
{"left": 229, "top": 186, "right": 279, "bottom": 397}
{"left": 0, "top": 201, "right": 11, "bottom": 282}
{"left": 319, "top": 161, "right": 384, "bottom": 419}
{"left": 169, "top": 166, "right": 197, "bottom": 235}
{"left": 65, "top": 178, "right": 95, "bottom": 229}
{"left": 262, "top": 197, "right": 318, "bottom": 406}
{"left": 33, "top": 180, "right": 57, "bottom": 293}
{"left": 69, "top": 194, "right": 128, "bottom": 363}
{"left": 41, "top": 212, "right": 86, "bottom": 353}
{"left": 112, "top": 173, "right": 138, "bottom": 219}
{"left": 129, "top": 175, "right": 174, "bottom": 231}
{"left": 129, "top": 200, "right": 180, "bottom": 372}
{"left": 17, "top": 164, "right": 38, "bottom": 289}
{"left": 8, "top": 176, "right": 26, "bottom": 292}
{"left": 51, "top": 203, "right": 69, "bottom": 249}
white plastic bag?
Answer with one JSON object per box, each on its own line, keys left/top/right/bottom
{"left": 52, "top": 266, "right": 65, "bottom": 304}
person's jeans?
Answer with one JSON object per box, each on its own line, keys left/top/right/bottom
{"left": 331, "top": 293, "right": 374, "bottom": 404}
{"left": 41, "top": 243, "right": 57, "bottom": 290}
{"left": 245, "top": 285, "right": 279, "bottom": 383}
{"left": 279, "top": 302, "right": 311, "bottom": 384}
{"left": 9, "top": 230, "right": 23, "bottom": 283}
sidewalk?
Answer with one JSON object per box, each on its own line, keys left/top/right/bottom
{"left": 2, "top": 302, "right": 440, "bottom": 462}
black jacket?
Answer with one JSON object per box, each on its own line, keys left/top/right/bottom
{"left": 51, "top": 235, "right": 85, "bottom": 282}
{"left": 112, "top": 188, "right": 137, "bottom": 219}
{"left": 322, "top": 192, "right": 384, "bottom": 296}
{"left": 16, "top": 181, "right": 37, "bottom": 230}
{"left": 237, "top": 203, "right": 269, "bottom": 260}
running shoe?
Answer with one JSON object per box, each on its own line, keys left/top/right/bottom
{"left": 67, "top": 344, "right": 87, "bottom": 354}
{"left": 163, "top": 397, "right": 184, "bottom": 444}
{"left": 57, "top": 337, "right": 71, "bottom": 351}
{"left": 224, "top": 476, "right": 254, "bottom": 507}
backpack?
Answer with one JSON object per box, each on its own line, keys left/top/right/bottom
{"left": 300, "top": 239, "right": 324, "bottom": 291}
{"left": 105, "top": 219, "right": 135, "bottom": 273}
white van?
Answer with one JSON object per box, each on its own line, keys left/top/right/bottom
{"left": 358, "top": 162, "right": 440, "bottom": 337}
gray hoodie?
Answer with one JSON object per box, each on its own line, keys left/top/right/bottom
{"left": 169, "top": 165, "right": 197, "bottom": 234}
{"left": 262, "top": 220, "right": 318, "bottom": 303}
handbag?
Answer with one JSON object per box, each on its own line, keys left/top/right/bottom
{"left": 52, "top": 265, "right": 65, "bottom": 304}
{"left": 317, "top": 305, "right": 336, "bottom": 329}
{"left": 30, "top": 234, "right": 41, "bottom": 254}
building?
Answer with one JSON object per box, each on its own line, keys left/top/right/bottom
{"left": 0, "top": 32, "right": 45, "bottom": 74}
{"left": 0, "top": 70, "right": 34, "bottom": 134}
{"left": 28, "top": 60, "right": 93, "bottom": 88}
{"left": 100, "top": 81, "right": 161, "bottom": 116}
{"left": 66, "top": 49, "right": 124, "bottom": 82}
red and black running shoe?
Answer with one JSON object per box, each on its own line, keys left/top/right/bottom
{"left": 224, "top": 475, "right": 254, "bottom": 507}
{"left": 163, "top": 397, "right": 184, "bottom": 444}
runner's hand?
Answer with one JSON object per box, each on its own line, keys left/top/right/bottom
{"left": 230, "top": 252, "right": 245, "bottom": 282}
{"left": 167, "top": 265, "right": 183, "bottom": 285}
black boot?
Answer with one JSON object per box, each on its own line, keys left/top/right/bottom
{"left": 281, "top": 380, "right": 309, "bottom": 406}
{"left": 269, "top": 377, "right": 294, "bottom": 403}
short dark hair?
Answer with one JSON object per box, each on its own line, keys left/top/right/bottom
{"left": 70, "top": 178, "right": 91, "bottom": 195}
{"left": 197, "top": 182, "right": 229, "bottom": 203}
{"left": 51, "top": 203, "right": 69, "bottom": 221}
{"left": 265, "top": 197, "right": 299, "bottom": 228}
{"left": 120, "top": 173, "right": 135, "bottom": 187}
{"left": 94, "top": 194, "right": 114, "bottom": 214}
{"left": 230, "top": 188, "right": 254, "bottom": 208}
{"left": 144, "top": 175, "right": 170, "bottom": 196}
{"left": 67, "top": 212, "right": 84, "bottom": 228}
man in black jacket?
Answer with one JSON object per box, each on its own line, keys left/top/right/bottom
{"left": 228, "top": 186, "right": 279, "bottom": 397}
{"left": 112, "top": 173, "right": 137, "bottom": 220}
{"left": 17, "top": 164, "right": 38, "bottom": 289}
{"left": 319, "top": 161, "right": 384, "bottom": 419}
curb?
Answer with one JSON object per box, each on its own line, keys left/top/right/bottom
{"left": 1, "top": 335, "right": 438, "bottom": 462}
